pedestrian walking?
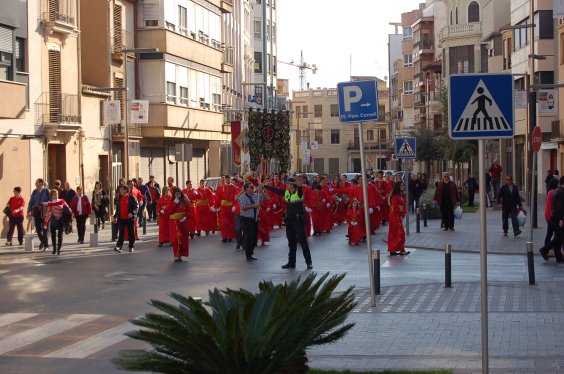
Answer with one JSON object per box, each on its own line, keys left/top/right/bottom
{"left": 5, "top": 186, "right": 25, "bottom": 246}
{"left": 70, "top": 186, "right": 92, "bottom": 244}
{"left": 44, "top": 189, "right": 71, "bottom": 255}
{"left": 264, "top": 177, "right": 313, "bottom": 270}
{"left": 62, "top": 182, "right": 76, "bottom": 234}
{"left": 489, "top": 160, "right": 502, "bottom": 200}
{"left": 497, "top": 175, "right": 523, "bottom": 237}
{"left": 238, "top": 182, "right": 261, "bottom": 262}
{"left": 136, "top": 177, "right": 151, "bottom": 226}
{"left": 27, "top": 178, "right": 50, "bottom": 251}
{"left": 166, "top": 187, "right": 191, "bottom": 262}
{"left": 157, "top": 186, "right": 171, "bottom": 247}
{"left": 147, "top": 180, "right": 160, "bottom": 222}
{"left": 433, "top": 172, "right": 458, "bottom": 231}
{"left": 215, "top": 175, "right": 238, "bottom": 242}
{"left": 388, "top": 181, "right": 410, "bottom": 255}
{"left": 346, "top": 198, "right": 363, "bottom": 246}
{"left": 539, "top": 176, "right": 564, "bottom": 262}
{"left": 464, "top": 173, "right": 478, "bottom": 206}
{"left": 545, "top": 170, "right": 554, "bottom": 194}
{"left": 544, "top": 178, "right": 559, "bottom": 248}
{"left": 113, "top": 185, "right": 139, "bottom": 253}
{"left": 92, "top": 181, "right": 109, "bottom": 230}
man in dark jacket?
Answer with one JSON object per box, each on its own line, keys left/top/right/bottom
{"left": 113, "top": 185, "right": 139, "bottom": 253}
{"left": 433, "top": 172, "right": 458, "bottom": 231}
{"left": 136, "top": 177, "right": 152, "bottom": 226}
{"left": 464, "top": 173, "right": 478, "bottom": 207}
{"left": 539, "top": 176, "right": 564, "bottom": 262}
{"left": 497, "top": 175, "right": 522, "bottom": 237}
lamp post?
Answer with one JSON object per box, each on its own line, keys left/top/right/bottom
{"left": 121, "top": 48, "right": 158, "bottom": 179}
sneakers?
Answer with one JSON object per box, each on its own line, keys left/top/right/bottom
{"left": 5, "top": 241, "right": 11, "bottom": 246}
{"left": 246, "top": 255, "right": 258, "bottom": 262}
{"left": 129, "top": 247, "right": 135, "bottom": 253}
{"left": 113, "top": 247, "right": 122, "bottom": 253}
{"left": 307, "top": 263, "right": 313, "bottom": 270}
{"left": 514, "top": 230, "right": 522, "bottom": 237}
{"left": 281, "top": 263, "right": 296, "bottom": 269}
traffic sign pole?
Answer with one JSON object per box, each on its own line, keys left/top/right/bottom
{"left": 359, "top": 121, "right": 376, "bottom": 308}
{"left": 478, "top": 139, "right": 489, "bottom": 373}
{"left": 405, "top": 161, "right": 409, "bottom": 236}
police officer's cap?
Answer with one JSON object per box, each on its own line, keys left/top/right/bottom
{"left": 286, "top": 177, "right": 296, "bottom": 184}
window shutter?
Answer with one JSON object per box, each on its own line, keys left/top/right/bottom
{"left": 0, "top": 26, "right": 13, "bottom": 53}
{"left": 143, "top": 1, "right": 159, "bottom": 26}
{"left": 115, "top": 77, "right": 124, "bottom": 120}
{"left": 113, "top": 4, "right": 123, "bottom": 52}
{"left": 48, "top": 50, "right": 61, "bottom": 123}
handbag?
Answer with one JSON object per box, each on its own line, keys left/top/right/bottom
{"left": 3, "top": 206, "right": 10, "bottom": 216}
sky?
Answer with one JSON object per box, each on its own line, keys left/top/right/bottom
{"left": 276, "top": 0, "right": 426, "bottom": 93}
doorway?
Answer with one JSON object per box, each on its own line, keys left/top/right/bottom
{"left": 48, "top": 144, "right": 66, "bottom": 186}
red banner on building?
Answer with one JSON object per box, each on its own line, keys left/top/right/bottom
{"left": 231, "top": 121, "right": 241, "bottom": 167}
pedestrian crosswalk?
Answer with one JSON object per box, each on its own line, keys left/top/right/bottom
{"left": 454, "top": 116, "right": 511, "bottom": 132}
{"left": 0, "top": 312, "right": 140, "bottom": 359}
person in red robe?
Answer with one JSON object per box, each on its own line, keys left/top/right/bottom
{"left": 167, "top": 187, "right": 191, "bottom": 262}
{"left": 215, "top": 175, "right": 238, "bottom": 242}
{"left": 157, "top": 186, "right": 171, "bottom": 246}
{"left": 257, "top": 191, "right": 272, "bottom": 245}
{"left": 181, "top": 180, "right": 200, "bottom": 239}
{"left": 195, "top": 179, "right": 217, "bottom": 235}
{"left": 388, "top": 181, "right": 410, "bottom": 256}
{"left": 332, "top": 177, "right": 349, "bottom": 225}
{"left": 346, "top": 199, "right": 363, "bottom": 245}
{"left": 269, "top": 174, "right": 285, "bottom": 229}
{"left": 356, "top": 174, "right": 382, "bottom": 236}
{"left": 320, "top": 178, "right": 334, "bottom": 233}
{"left": 310, "top": 185, "right": 326, "bottom": 236}
{"left": 346, "top": 178, "right": 366, "bottom": 241}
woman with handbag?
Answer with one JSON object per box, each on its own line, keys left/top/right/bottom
{"left": 70, "top": 186, "right": 92, "bottom": 244}
{"left": 5, "top": 186, "right": 25, "bottom": 246}
{"left": 92, "top": 181, "right": 109, "bottom": 230}
{"left": 44, "top": 189, "right": 71, "bottom": 255}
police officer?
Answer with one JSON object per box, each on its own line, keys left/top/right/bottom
{"left": 264, "top": 177, "right": 313, "bottom": 270}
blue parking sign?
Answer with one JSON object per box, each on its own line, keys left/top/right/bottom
{"left": 337, "top": 80, "right": 379, "bottom": 123}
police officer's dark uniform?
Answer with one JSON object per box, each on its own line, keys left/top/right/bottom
{"left": 264, "top": 178, "right": 313, "bottom": 269}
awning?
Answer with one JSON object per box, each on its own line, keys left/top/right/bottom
{"left": 540, "top": 142, "right": 558, "bottom": 150}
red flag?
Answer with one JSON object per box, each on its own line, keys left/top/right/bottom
{"left": 231, "top": 121, "right": 241, "bottom": 167}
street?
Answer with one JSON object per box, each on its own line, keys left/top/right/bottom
{"left": 0, "top": 213, "right": 564, "bottom": 373}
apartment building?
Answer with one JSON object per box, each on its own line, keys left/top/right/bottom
{"left": 289, "top": 78, "right": 389, "bottom": 175}
{"left": 251, "top": 0, "right": 277, "bottom": 109}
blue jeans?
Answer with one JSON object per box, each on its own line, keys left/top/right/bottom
{"left": 502, "top": 206, "right": 519, "bottom": 234}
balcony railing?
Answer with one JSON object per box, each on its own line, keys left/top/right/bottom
{"left": 439, "top": 22, "right": 482, "bottom": 41}
{"left": 414, "top": 39, "right": 434, "bottom": 50}
{"left": 223, "top": 45, "right": 234, "bottom": 65}
{"left": 111, "top": 123, "right": 142, "bottom": 137}
{"left": 113, "top": 29, "right": 134, "bottom": 53}
{"left": 35, "top": 92, "right": 81, "bottom": 125}
{"left": 347, "top": 141, "right": 388, "bottom": 151}
{"left": 41, "top": 0, "right": 77, "bottom": 28}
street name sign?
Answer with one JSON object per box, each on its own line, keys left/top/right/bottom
{"left": 449, "top": 73, "right": 514, "bottom": 140}
{"left": 337, "top": 80, "right": 379, "bottom": 123}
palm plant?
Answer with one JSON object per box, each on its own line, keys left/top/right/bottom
{"left": 113, "top": 272, "right": 356, "bottom": 374}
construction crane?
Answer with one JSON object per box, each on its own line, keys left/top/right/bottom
{"left": 279, "top": 50, "right": 317, "bottom": 91}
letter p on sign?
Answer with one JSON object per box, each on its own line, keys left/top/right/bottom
{"left": 343, "top": 86, "right": 362, "bottom": 112}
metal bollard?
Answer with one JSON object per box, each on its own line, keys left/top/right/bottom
{"left": 142, "top": 217, "right": 147, "bottom": 235}
{"left": 445, "top": 244, "right": 452, "bottom": 288}
{"left": 24, "top": 234, "right": 34, "bottom": 252}
{"left": 90, "top": 231, "right": 99, "bottom": 247}
{"left": 94, "top": 218, "right": 98, "bottom": 234}
{"left": 423, "top": 203, "right": 428, "bottom": 227}
{"left": 526, "top": 242, "right": 535, "bottom": 285}
{"left": 372, "top": 249, "right": 381, "bottom": 295}
{"left": 416, "top": 207, "right": 421, "bottom": 233}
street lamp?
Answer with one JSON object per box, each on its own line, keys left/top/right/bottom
{"left": 121, "top": 47, "right": 158, "bottom": 179}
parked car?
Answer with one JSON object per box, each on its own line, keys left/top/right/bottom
{"left": 204, "top": 177, "right": 222, "bottom": 192}
{"left": 341, "top": 173, "right": 361, "bottom": 182}
{"left": 295, "top": 173, "right": 318, "bottom": 185}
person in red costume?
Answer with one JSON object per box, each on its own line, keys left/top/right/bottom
{"left": 299, "top": 174, "right": 313, "bottom": 238}
{"left": 346, "top": 178, "right": 366, "bottom": 241}
{"left": 388, "top": 181, "right": 410, "bottom": 256}
{"left": 269, "top": 174, "right": 285, "bottom": 228}
{"left": 157, "top": 186, "right": 171, "bottom": 247}
{"left": 257, "top": 190, "right": 272, "bottom": 246}
{"left": 376, "top": 171, "right": 393, "bottom": 226}
{"left": 167, "top": 187, "right": 191, "bottom": 262}
{"left": 356, "top": 174, "right": 380, "bottom": 236}
{"left": 310, "top": 184, "right": 327, "bottom": 236}
{"left": 346, "top": 199, "right": 363, "bottom": 245}
{"left": 195, "top": 179, "right": 217, "bottom": 235}
{"left": 319, "top": 178, "right": 334, "bottom": 233}
{"left": 332, "top": 176, "right": 349, "bottom": 225}
{"left": 215, "top": 175, "right": 238, "bottom": 242}
{"left": 181, "top": 180, "right": 200, "bottom": 239}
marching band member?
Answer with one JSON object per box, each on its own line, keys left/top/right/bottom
{"left": 167, "top": 187, "right": 192, "bottom": 262}
{"left": 196, "top": 179, "right": 217, "bottom": 235}
{"left": 215, "top": 175, "right": 238, "bottom": 242}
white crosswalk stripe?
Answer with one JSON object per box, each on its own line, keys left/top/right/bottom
{"left": 0, "top": 313, "right": 38, "bottom": 328}
{"left": 44, "top": 321, "right": 135, "bottom": 359}
{"left": 0, "top": 314, "right": 103, "bottom": 355}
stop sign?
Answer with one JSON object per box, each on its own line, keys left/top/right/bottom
{"left": 532, "top": 126, "right": 542, "bottom": 153}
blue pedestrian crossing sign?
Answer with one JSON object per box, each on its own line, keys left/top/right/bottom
{"left": 395, "top": 137, "right": 416, "bottom": 159}
{"left": 449, "top": 73, "right": 514, "bottom": 140}
{"left": 337, "top": 80, "right": 379, "bottom": 123}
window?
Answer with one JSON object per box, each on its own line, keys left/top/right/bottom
{"left": 254, "top": 20, "right": 261, "bottom": 39}
{"left": 302, "top": 105, "right": 309, "bottom": 118}
{"left": 403, "top": 81, "right": 413, "bottom": 94}
{"left": 330, "top": 129, "right": 340, "bottom": 144}
{"left": 330, "top": 104, "right": 339, "bottom": 117}
{"left": 367, "top": 129, "right": 374, "bottom": 141}
{"left": 15, "top": 38, "right": 24, "bottom": 72}
{"left": 314, "top": 129, "right": 323, "bottom": 145}
{"left": 266, "top": 20, "right": 270, "bottom": 41}
{"left": 254, "top": 52, "right": 262, "bottom": 73}
{"left": 212, "top": 93, "right": 221, "bottom": 111}
{"left": 468, "top": 1, "right": 479, "bottom": 23}
{"left": 178, "top": 5, "right": 188, "bottom": 35}
{"left": 403, "top": 26, "right": 412, "bottom": 40}
{"left": 143, "top": 2, "right": 159, "bottom": 27}
{"left": 180, "top": 86, "right": 188, "bottom": 105}
{"left": 0, "top": 26, "right": 13, "bottom": 80}
{"left": 272, "top": 22, "right": 276, "bottom": 40}
{"left": 403, "top": 53, "right": 413, "bottom": 67}
{"left": 457, "top": 61, "right": 469, "bottom": 74}
{"left": 167, "top": 81, "right": 176, "bottom": 104}
{"left": 314, "top": 104, "right": 322, "bottom": 117}
{"left": 535, "top": 10, "right": 554, "bottom": 40}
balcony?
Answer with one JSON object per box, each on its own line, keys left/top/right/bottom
{"left": 439, "top": 22, "right": 482, "bottom": 46}
{"left": 111, "top": 123, "right": 142, "bottom": 138}
{"left": 40, "top": 0, "right": 78, "bottom": 40}
{"left": 35, "top": 92, "right": 81, "bottom": 125}
{"left": 112, "top": 29, "right": 135, "bottom": 60}
{"left": 221, "top": 45, "right": 234, "bottom": 73}
{"left": 219, "top": 0, "right": 233, "bottom": 13}
{"left": 347, "top": 141, "right": 388, "bottom": 151}
{"left": 0, "top": 79, "right": 27, "bottom": 119}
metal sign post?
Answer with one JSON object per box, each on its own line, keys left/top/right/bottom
{"left": 478, "top": 139, "right": 489, "bottom": 373}
{"left": 530, "top": 126, "right": 541, "bottom": 241}
{"left": 396, "top": 137, "right": 416, "bottom": 236}
{"left": 405, "top": 162, "right": 409, "bottom": 235}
